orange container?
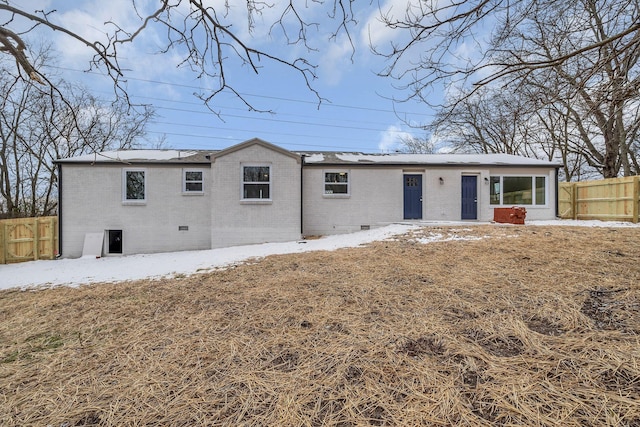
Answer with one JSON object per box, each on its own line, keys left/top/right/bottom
{"left": 493, "top": 207, "right": 527, "bottom": 224}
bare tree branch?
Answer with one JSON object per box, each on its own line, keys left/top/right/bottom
{"left": 0, "top": 0, "right": 356, "bottom": 112}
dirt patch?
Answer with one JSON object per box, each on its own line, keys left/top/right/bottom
{"left": 526, "top": 316, "right": 566, "bottom": 336}
{"left": 397, "top": 335, "right": 446, "bottom": 358}
{"left": 464, "top": 329, "right": 525, "bottom": 357}
{"left": 580, "top": 287, "right": 632, "bottom": 331}
{"left": 1, "top": 225, "right": 639, "bottom": 426}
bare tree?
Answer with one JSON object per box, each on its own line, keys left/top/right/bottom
{"left": 383, "top": 0, "right": 640, "bottom": 178}
{"left": 503, "top": 0, "right": 640, "bottom": 178}
{"left": 428, "top": 89, "right": 533, "bottom": 156}
{"left": 0, "top": 0, "right": 356, "bottom": 110}
{"left": 432, "top": 86, "right": 595, "bottom": 180}
{"left": 397, "top": 134, "right": 436, "bottom": 153}
{"left": 0, "top": 52, "right": 153, "bottom": 218}
{"left": 373, "top": 0, "right": 640, "bottom": 105}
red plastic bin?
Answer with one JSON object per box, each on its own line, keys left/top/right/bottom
{"left": 493, "top": 207, "right": 527, "bottom": 224}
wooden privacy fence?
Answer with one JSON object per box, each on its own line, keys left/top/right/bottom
{"left": 559, "top": 176, "right": 640, "bottom": 223}
{"left": 0, "top": 216, "right": 58, "bottom": 264}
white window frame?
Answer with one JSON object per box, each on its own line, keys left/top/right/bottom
{"left": 241, "top": 164, "right": 272, "bottom": 201}
{"left": 122, "top": 168, "right": 146, "bottom": 204}
{"left": 323, "top": 170, "right": 350, "bottom": 198}
{"left": 183, "top": 169, "right": 204, "bottom": 194}
{"left": 489, "top": 175, "right": 548, "bottom": 207}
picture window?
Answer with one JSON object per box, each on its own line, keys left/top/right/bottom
{"left": 490, "top": 175, "right": 547, "bottom": 206}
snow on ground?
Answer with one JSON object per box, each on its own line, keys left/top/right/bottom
{"left": 1, "top": 220, "right": 638, "bottom": 291}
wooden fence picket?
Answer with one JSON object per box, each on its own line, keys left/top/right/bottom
{"left": 0, "top": 216, "right": 58, "bottom": 264}
{"left": 559, "top": 176, "right": 640, "bottom": 223}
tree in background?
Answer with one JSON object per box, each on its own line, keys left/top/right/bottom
{"left": 376, "top": 0, "right": 640, "bottom": 179}
{"left": 427, "top": 87, "right": 595, "bottom": 181}
{"left": 0, "top": 51, "right": 153, "bottom": 218}
{"left": 396, "top": 134, "right": 436, "bottom": 154}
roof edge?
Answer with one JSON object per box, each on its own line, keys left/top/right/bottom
{"left": 301, "top": 162, "right": 560, "bottom": 168}
{"left": 212, "top": 138, "right": 301, "bottom": 162}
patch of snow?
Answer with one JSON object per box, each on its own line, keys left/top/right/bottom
{"left": 1, "top": 219, "right": 638, "bottom": 291}
{"left": 303, "top": 153, "right": 325, "bottom": 163}
{"left": 0, "top": 223, "right": 418, "bottom": 291}
{"left": 60, "top": 150, "right": 198, "bottom": 162}
{"left": 527, "top": 219, "right": 640, "bottom": 228}
{"left": 409, "top": 231, "right": 487, "bottom": 245}
{"left": 333, "top": 153, "right": 560, "bottom": 166}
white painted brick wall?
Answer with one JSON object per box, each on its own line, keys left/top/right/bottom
{"left": 61, "top": 163, "right": 211, "bottom": 257}
{"left": 61, "top": 155, "right": 557, "bottom": 257}
{"left": 302, "top": 166, "right": 557, "bottom": 235}
{"left": 210, "top": 145, "right": 302, "bottom": 248}
{"left": 302, "top": 167, "right": 403, "bottom": 236}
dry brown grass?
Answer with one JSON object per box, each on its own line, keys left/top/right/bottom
{"left": 1, "top": 225, "right": 639, "bottom": 426}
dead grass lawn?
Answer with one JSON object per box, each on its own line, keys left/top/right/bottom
{"left": 1, "top": 225, "right": 639, "bottom": 426}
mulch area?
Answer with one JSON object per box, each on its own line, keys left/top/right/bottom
{"left": 1, "top": 225, "right": 639, "bottom": 426}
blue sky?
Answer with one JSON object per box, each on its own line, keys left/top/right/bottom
{"left": 13, "top": 0, "right": 440, "bottom": 153}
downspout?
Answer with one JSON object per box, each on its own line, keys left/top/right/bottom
{"left": 555, "top": 167, "right": 559, "bottom": 218}
{"left": 300, "top": 154, "right": 306, "bottom": 236}
{"left": 57, "top": 162, "right": 62, "bottom": 258}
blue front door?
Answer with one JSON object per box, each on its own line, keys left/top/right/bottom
{"left": 403, "top": 174, "right": 423, "bottom": 219}
{"left": 461, "top": 176, "right": 478, "bottom": 220}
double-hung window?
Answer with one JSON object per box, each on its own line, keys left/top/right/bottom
{"left": 242, "top": 165, "right": 271, "bottom": 200}
{"left": 123, "top": 169, "right": 146, "bottom": 203}
{"left": 324, "top": 171, "right": 349, "bottom": 196}
{"left": 183, "top": 169, "right": 204, "bottom": 193}
{"left": 490, "top": 175, "right": 547, "bottom": 206}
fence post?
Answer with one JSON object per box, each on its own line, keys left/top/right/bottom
{"left": 572, "top": 183, "right": 578, "bottom": 220}
{"left": 634, "top": 176, "right": 639, "bottom": 224}
{"left": 50, "top": 217, "right": 56, "bottom": 258}
{"left": 0, "top": 223, "right": 4, "bottom": 264}
{"left": 34, "top": 218, "right": 40, "bottom": 261}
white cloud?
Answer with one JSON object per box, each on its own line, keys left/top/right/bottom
{"left": 362, "top": 0, "right": 410, "bottom": 48}
{"left": 377, "top": 126, "right": 455, "bottom": 153}
{"left": 318, "top": 36, "right": 356, "bottom": 86}
{"left": 26, "top": 1, "right": 201, "bottom": 93}
{"left": 49, "top": 0, "right": 153, "bottom": 62}
{"left": 377, "top": 124, "right": 415, "bottom": 152}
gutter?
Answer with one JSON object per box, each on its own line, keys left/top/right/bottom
{"left": 555, "top": 167, "right": 560, "bottom": 218}
{"left": 57, "top": 162, "right": 63, "bottom": 258}
{"left": 302, "top": 162, "right": 559, "bottom": 169}
{"left": 300, "top": 154, "right": 306, "bottom": 236}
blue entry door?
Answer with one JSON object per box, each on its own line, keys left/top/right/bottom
{"left": 403, "top": 174, "right": 423, "bottom": 219}
{"left": 461, "top": 176, "right": 478, "bottom": 220}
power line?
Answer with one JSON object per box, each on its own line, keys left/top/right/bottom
{"left": 144, "top": 130, "right": 375, "bottom": 151}
{"left": 49, "top": 65, "right": 432, "bottom": 117}
{"left": 47, "top": 65, "right": 427, "bottom": 150}
{"left": 156, "top": 106, "right": 409, "bottom": 134}
{"left": 81, "top": 80, "right": 422, "bottom": 145}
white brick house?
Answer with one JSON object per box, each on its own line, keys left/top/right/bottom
{"left": 56, "top": 138, "right": 561, "bottom": 257}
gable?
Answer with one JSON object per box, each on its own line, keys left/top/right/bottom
{"left": 212, "top": 138, "right": 301, "bottom": 163}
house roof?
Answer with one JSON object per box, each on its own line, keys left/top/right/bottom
{"left": 211, "top": 138, "right": 302, "bottom": 162}
{"left": 55, "top": 150, "right": 215, "bottom": 164}
{"left": 56, "top": 144, "right": 561, "bottom": 168}
{"left": 300, "top": 152, "right": 562, "bottom": 167}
